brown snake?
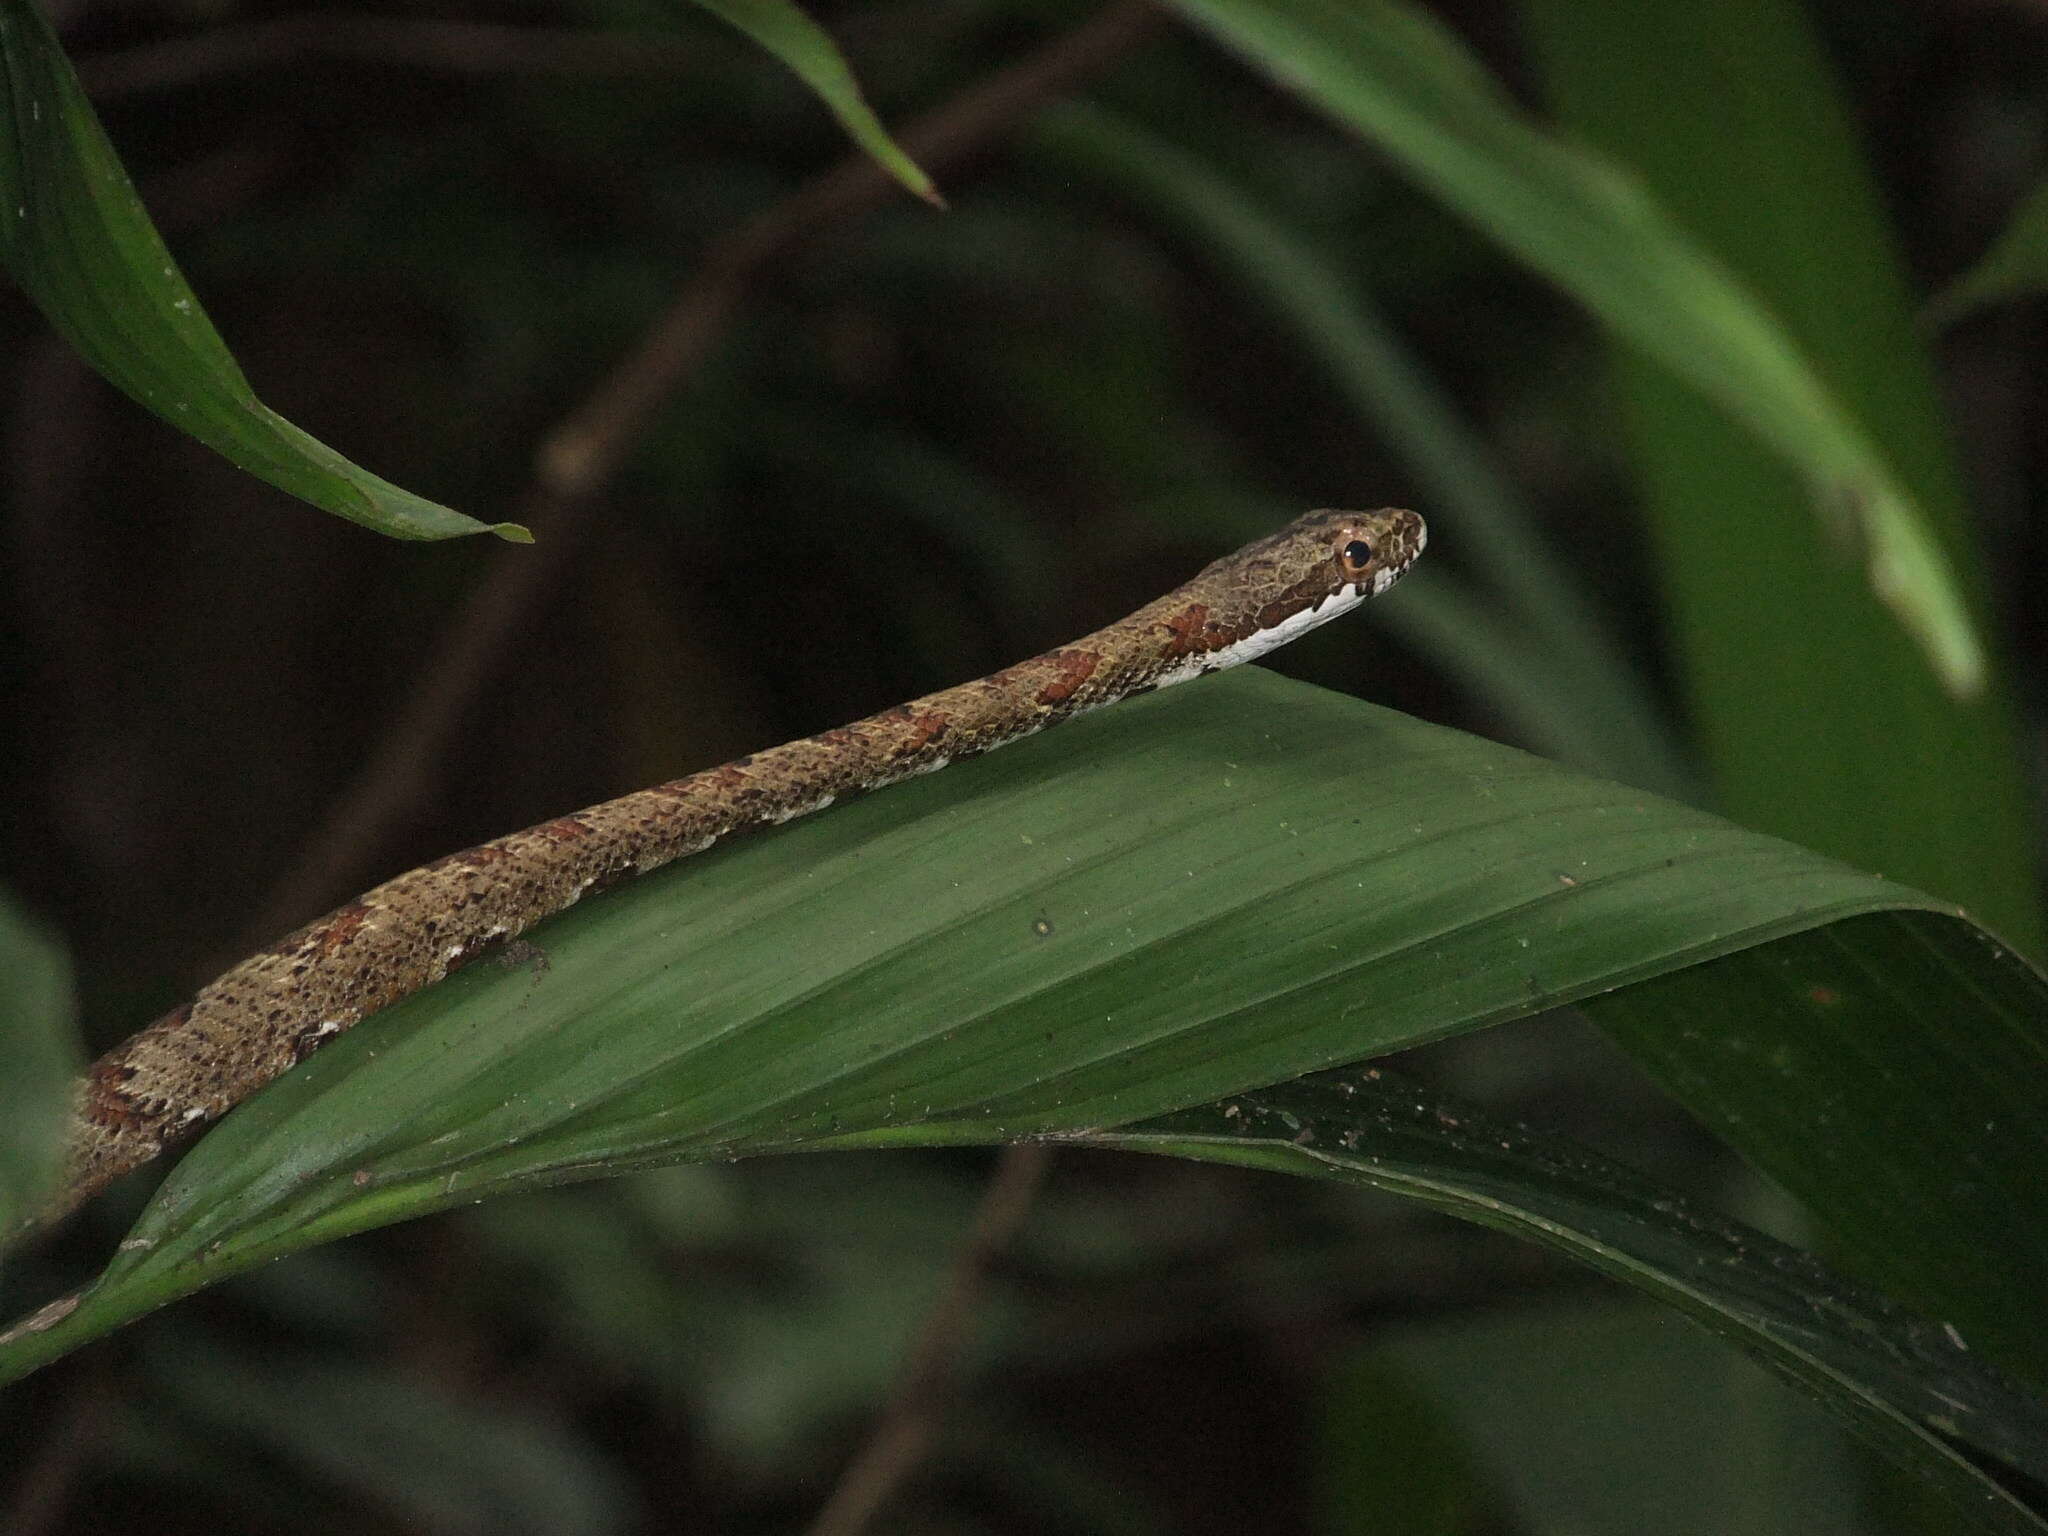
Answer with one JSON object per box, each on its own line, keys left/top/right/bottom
{"left": 44, "top": 507, "right": 1424, "bottom": 1228}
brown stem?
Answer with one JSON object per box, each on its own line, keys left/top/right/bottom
{"left": 805, "top": 1143, "right": 1055, "bottom": 1536}
{"left": 240, "top": 0, "right": 1166, "bottom": 947}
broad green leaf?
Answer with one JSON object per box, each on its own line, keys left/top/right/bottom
{"left": 0, "top": 890, "right": 77, "bottom": 1233}
{"left": 1927, "top": 173, "right": 2048, "bottom": 327}
{"left": 0, "top": 0, "right": 525, "bottom": 541}
{"left": 1521, "top": 0, "right": 2043, "bottom": 957}
{"left": 1093, "top": 1071, "right": 2048, "bottom": 1534}
{"left": 1164, "top": 0, "right": 1983, "bottom": 696}
{"left": 7, "top": 668, "right": 2034, "bottom": 1390}
{"left": 686, "top": 0, "right": 941, "bottom": 206}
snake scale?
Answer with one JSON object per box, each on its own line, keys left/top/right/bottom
{"left": 45, "top": 507, "right": 1425, "bottom": 1227}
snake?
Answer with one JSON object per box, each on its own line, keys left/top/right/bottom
{"left": 43, "top": 506, "right": 1425, "bottom": 1227}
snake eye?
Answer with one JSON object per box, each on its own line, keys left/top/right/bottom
{"left": 1337, "top": 538, "right": 1374, "bottom": 579}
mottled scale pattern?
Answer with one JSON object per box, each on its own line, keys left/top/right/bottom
{"left": 47, "top": 508, "right": 1425, "bottom": 1226}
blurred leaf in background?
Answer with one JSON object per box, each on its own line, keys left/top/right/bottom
{"left": 684, "top": 0, "right": 942, "bottom": 207}
{"left": 0, "top": 890, "right": 76, "bottom": 1234}
{"left": 1319, "top": 1298, "right": 1866, "bottom": 1536}
{"left": 1928, "top": 173, "right": 2048, "bottom": 327}
{"left": 1522, "top": 0, "right": 2042, "bottom": 956}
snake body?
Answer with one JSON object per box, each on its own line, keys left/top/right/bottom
{"left": 51, "top": 507, "right": 1425, "bottom": 1224}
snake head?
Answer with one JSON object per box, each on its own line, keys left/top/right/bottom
{"left": 1145, "top": 507, "right": 1427, "bottom": 682}
{"left": 1292, "top": 506, "right": 1428, "bottom": 601}
{"left": 1231, "top": 506, "right": 1426, "bottom": 633}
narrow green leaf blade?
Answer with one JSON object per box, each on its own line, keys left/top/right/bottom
{"left": 686, "top": 0, "right": 941, "bottom": 206}
{"left": 2, "top": 671, "right": 1989, "bottom": 1378}
{"left": 1927, "top": 173, "right": 2048, "bottom": 327}
{"left": 1520, "top": 0, "right": 2042, "bottom": 955}
{"left": 1091, "top": 1070, "right": 2048, "bottom": 1536}
{"left": 1164, "top": 0, "right": 1983, "bottom": 695}
{"left": 0, "top": 0, "right": 525, "bottom": 541}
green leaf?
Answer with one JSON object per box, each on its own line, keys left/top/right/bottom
{"left": 1162, "top": 0, "right": 1984, "bottom": 697}
{"left": 685, "top": 0, "right": 941, "bottom": 207}
{"left": 1520, "top": 0, "right": 2043, "bottom": 956}
{"left": 0, "top": 0, "right": 525, "bottom": 541}
{"left": 1581, "top": 913, "right": 2048, "bottom": 1385}
{"left": 4, "top": 669, "right": 2020, "bottom": 1382}
{"left": 1094, "top": 1071, "right": 2048, "bottom": 1534}
{"left": 0, "top": 889, "right": 77, "bottom": 1234}
{"left": 1927, "top": 173, "right": 2048, "bottom": 327}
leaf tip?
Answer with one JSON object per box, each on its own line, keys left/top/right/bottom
{"left": 1938, "top": 648, "right": 1986, "bottom": 701}
{"left": 491, "top": 522, "right": 536, "bottom": 545}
